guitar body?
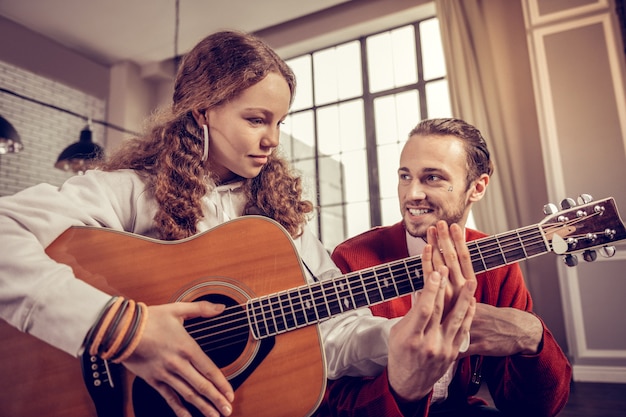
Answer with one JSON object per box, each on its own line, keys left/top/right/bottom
{"left": 0, "top": 216, "right": 326, "bottom": 417}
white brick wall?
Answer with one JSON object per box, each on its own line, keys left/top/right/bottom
{"left": 0, "top": 61, "right": 106, "bottom": 196}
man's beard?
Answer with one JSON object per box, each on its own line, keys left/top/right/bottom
{"left": 403, "top": 197, "right": 467, "bottom": 238}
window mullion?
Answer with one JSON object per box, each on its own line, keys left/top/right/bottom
{"left": 359, "top": 36, "right": 381, "bottom": 228}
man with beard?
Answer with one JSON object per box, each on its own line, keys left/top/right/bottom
{"left": 315, "top": 118, "right": 571, "bottom": 417}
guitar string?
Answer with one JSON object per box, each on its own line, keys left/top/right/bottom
{"left": 185, "top": 213, "right": 603, "bottom": 352}
{"left": 184, "top": 211, "right": 604, "bottom": 353}
{"left": 186, "top": 225, "right": 545, "bottom": 351}
{"left": 188, "top": 224, "right": 597, "bottom": 354}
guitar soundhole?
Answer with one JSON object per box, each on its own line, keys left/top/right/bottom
{"left": 132, "top": 292, "right": 275, "bottom": 417}
{"left": 186, "top": 293, "right": 247, "bottom": 368}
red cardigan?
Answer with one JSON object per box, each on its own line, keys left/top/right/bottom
{"left": 315, "top": 222, "right": 571, "bottom": 417}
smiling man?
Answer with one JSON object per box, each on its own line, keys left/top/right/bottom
{"left": 315, "top": 118, "right": 571, "bottom": 417}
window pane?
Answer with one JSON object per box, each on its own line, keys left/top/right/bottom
{"left": 318, "top": 155, "right": 343, "bottom": 206}
{"left": 346, "top": 201, "right": 371, "bottom": 239}
{"left": 420, "top": 18, "right": 446, "bottom": 80}
{"left": 338, "top": 100, "right": 365, "bottom": 152}
{"left": 391, "top": 26, "right": 418, "bottom": 87}
{"left": 320, "top": 204, "right": 345, "bottom": 250}
{"left": 425, "top": 80, "right": 452, "bottom": 118}
{"left": 377, "top": 143, "right": 403, "bottom": 199}
{"left": 381, "top": 197, "right": 400, "bottom": 226}
{"left": 341, "top": 149, "right": 368, "bottom": 202}
{"left": 293, "top": 158, "right": 317, "bottom": 206}
{"left": 286, "top": 55, "right": 313, "bottom": 111}
{"left": 336, "top": 41, "right": 363, "bottom": 100}
{"left": 394, "top": 90, "right": 420, "bottom": 141}
{"left": 279, "top": 119, "right": 294, "bottom": 160}
{"left": 374, "top": 91, "right": 419, "bottom": 146}
{"left": 287, "top": 110, "right": 316, "bottom": 159}
{"left": 313, "top": 43, "right": 362, "bottom": 106}
{"left": 367, "top": 26, "right": 417, "bottom": 93}
{"left": 367, "top": 32, "right": 394, "bottom": 93}
{"left": 313, "top": 48, "right": 339, "bottom": 105}
{"left": 317, "top": 105, "right": 341, "bottom": 156}
{"left": 318, "top": 100, "right": 365, "bottom": 156}
{"left": 374, "top": 95, "right": 399, "bottom": 145}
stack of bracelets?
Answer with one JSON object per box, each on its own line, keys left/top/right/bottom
{"left": 83, "top": 296, "right": 149, "bottom": 363}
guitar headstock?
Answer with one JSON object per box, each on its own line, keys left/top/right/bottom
{"left": 539, "top": 194, "right": 626, "bottom": 266}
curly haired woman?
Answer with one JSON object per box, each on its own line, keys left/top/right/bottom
{"left": 0, "top": 31, "right": 366, "bottom": 417}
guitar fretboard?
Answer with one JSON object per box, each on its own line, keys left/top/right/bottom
{"left": 247, "top": 224, "right": 549, "bottom": 340}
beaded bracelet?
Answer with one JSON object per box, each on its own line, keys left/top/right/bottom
{"left": 87, "top": 296, "right": 124, "bottom": 357}
{"left": 112, "top": 302, "right": 148, "bottom": 363}
{"left": 84, "top": 296, "right": 149, "bottom": 363}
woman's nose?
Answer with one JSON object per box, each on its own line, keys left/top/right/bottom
{"left": 262, "top": 126, "right": 280, "bottom": 148}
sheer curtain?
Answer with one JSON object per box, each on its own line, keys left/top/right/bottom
{"left": 434, "top": 0, "right": 546, "bottom": 237}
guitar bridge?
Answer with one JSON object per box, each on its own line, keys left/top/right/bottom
{"left": 80, "top": 352, "right": 124, "bottom": 417}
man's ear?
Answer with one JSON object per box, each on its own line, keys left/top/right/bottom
{"left": 469, "top": 174, "right": 489, "bottom": 203}
{"left": 191, "top": 109, "right": 207, "bottom": 126}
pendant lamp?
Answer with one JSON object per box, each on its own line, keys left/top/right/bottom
{"left": 54, "top": 123, "right": 104, "bottom": 174}
{"left": 0, "top": 115, "right": 24, "bottom": 154}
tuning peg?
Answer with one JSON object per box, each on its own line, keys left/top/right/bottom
{"left": 543, "top": 203, "right": 558, "bottom": 215}
{"left": 563, "top": 254, "right": 578, "bottom": 267}
{"left": 577, "top": 194, "right": 593, "bottom": 204}
{"left": 582, "top": 250, "right": 597, "bottom": 262}
{"left": 600, "top": 246, "right": 616, "bottom": 258}
{"left": 560, "top": 198, "right": 577, "bottom": 209}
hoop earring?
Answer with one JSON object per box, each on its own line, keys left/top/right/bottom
{"left": 201, "top": 124, "right": 209, "bottom": 162}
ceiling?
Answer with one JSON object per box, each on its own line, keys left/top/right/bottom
{"left": 0, "top": 0, "right": 351, "bottom": 67}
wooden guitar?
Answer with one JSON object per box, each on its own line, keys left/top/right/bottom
{"left": 0, "top": 196, "right": 625, "bottom": 417}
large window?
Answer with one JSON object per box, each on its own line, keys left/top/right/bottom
{"left": 280, "top": 17, "right": 451, "bottom": 250}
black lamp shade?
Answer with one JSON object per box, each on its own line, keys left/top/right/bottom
{"left": 54, "top": 125, "right": 104, "bottom": 173}
{"left": 0, "top": 115, "right": 24, "bottom": 154}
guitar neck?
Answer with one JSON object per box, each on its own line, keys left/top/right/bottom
{"left": 247, "top": 224, "right": 548, "bottom": 340}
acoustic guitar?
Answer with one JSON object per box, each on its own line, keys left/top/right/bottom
{"left": 0, "top": 196, "right": 624, "bottom": 417}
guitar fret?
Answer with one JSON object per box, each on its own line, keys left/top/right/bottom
{"left": 298, "top": 287, "right": 316, "bottom": 325}
{"left": 360, "top": 270, "right": 383, "bottom": 305}
{"left": 346, "top": 273, "right": 367, "bottom": 309}
{"left": 255, "top": 297, "right": 275, "bottom": 337}
{"left": 356, "top": 272, "right": 371, "bottom": 307}
{"left": 404, "top": 258, "right": 424, "bottom": 291}
{"left": 270, "top": 293, "right": 287, "bottom": 333}
{"left": 347, "top": 275, "right": 360, "bottom": 309}
{"left": 384, "top": 264, "right": 401, "bottom": 300}
{"left": 311, "top": 282, "right": 331, "bottom": 321}
{"left": 336, "top": 276, "right": 354, "bottom": 311}
{"left": 264, "top": 296, "right": 279, "bottom": 335}
{"left": 523, "top": 228, "right": 548, "bottom": 257}
{"left": 248, "top": 222, "right": 574, "bottom": 340}
{"left": 390, "top": 261, "right": 413, "bottom": 295}
{"left": 505, "top": 231, "right": 527, "bottom": 262}
{"left": 248, "top": 299, "right": 264, "bottom": 339}
{"left": 502, "top": 232, "right": 527, "bottom": 263}
{"left": 279, "top": 291, "right": 297, "bottom": 331}
{"left": 483, "top": 236, "right": 506, "bottom": 270}
{"left": 470, "top": 240, "right": 487, "bottom": 273}
{"left": 322, "top": 280, "right": 343, "bottom": 315}
{"left": 377, "top": 266, "right": 398, "bottom": 301}
{"left": 291, "top": 287, "right": 307, "bottom": 328}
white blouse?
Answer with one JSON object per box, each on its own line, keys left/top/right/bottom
{"left": 0, "top": 169, "right": 392, "bottom": 379}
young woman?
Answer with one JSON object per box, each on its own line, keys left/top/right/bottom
{"left": 0, "top": 30, "right": 366, "bottom": 417}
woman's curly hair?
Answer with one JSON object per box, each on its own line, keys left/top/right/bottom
{"left": 101, "top": 30, "right": 313, "bottom": 240}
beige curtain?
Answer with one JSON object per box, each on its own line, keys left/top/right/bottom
{"left": 434, "top": 0, "right": 548, "bottom": 236}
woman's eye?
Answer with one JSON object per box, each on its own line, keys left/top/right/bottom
{"left": 249, "top": 118, "right": 264, "bottom": 125}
